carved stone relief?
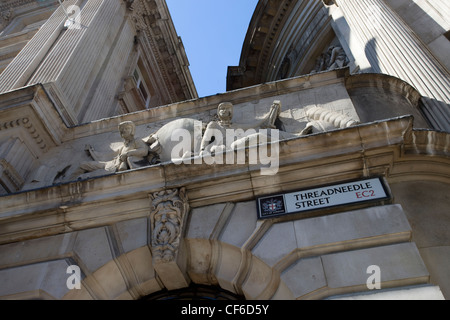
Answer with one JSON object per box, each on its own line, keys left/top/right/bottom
{"left": 302, "top": 106, "right": 360, "bottom": 134}
{"left": 0, "top": 8, "right": 13, "bottom": 32}
{"left": 149, "top": 188, "right": 189, "bottom": 264}
{"left": 71, "top": 121, "right": 157, "bottom": 180}
{"left": 311, "top": 44, "right": 350, "bottom": 74}
{"left": 70, "top": 100, "right": 360, "bottom": 180}
{"left": 277, "top": 45, "right": 298, "bottom": 80}
{"left": 199, "top": 101, "right": 284, "bottom": 156}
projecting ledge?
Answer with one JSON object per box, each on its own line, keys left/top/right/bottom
{"left": 0, "top": 116, "right": 443, "bottom": 244}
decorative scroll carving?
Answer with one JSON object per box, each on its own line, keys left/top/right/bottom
{"left": 302, "top": 106, "right": 360, "bottom": 134}
{"left": 149, "top": 188, "right": 189, "bottom": 263}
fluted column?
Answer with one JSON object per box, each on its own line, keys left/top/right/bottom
{"left": 28, "top": 0, "right": 123, "bottom": 122}
{"left": 331, "top": 0, "right": 450, "bottom": 131}
{"left": 0, "top": 0, "right": 81, "bottom": 93}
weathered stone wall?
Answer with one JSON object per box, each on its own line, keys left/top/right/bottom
{"left": 0, "top": 72, "right": 448, "bottom": 300}
{"left": 0, "top": 201, "right": 443, "bottom": 300}
{"left": 391, "top": 180, "right": 450, "bottom": 299}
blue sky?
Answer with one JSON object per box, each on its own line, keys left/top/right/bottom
{"left": 166, "top": 0, "right": 259, "bottom": 98}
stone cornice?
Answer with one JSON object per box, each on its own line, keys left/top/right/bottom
{"left": 0, "top": 0, "right": 59, "bottom": 24}
{"left": 0, "top": 84, "right": 67, "bottom": 150}
{"left": 345, "top": 72, "right": 422, "bottom": 107}
{"left": 126, "top": 0, "right": 197, "bottom": 102}
{"left": 0, "top": 0, "right": 38, "bottom": 11}
{"left": 0, "top": 117, "right": 48, "bottom": 152}
{"left": 227, "top": 0, "right": 297, "bottom": 90}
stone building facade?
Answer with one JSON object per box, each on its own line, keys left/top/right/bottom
{"left": 0, "top": 0, "right": 448, "bottom": 300}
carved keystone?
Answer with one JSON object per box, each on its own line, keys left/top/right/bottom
{"left": 149, "top": 187, "right": 190, "bottom": 290}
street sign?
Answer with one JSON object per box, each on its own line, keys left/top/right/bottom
{"left": 257, "top": 177, "right": 390, "bottom": 219}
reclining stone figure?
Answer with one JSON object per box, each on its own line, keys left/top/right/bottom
{"left": 72, "top": 121, "right": 151, "bottom": 179}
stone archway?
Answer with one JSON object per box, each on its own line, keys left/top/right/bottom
{"left": 142, "top": 283, "right": 244, "bottom": 300}
{"left": 61, "top": 239, "right": 294, "bottom": 300}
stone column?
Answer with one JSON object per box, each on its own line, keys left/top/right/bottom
{"left": 328, "top": 0, "right": 450, "bottom": 132}
{"left": 29, "top": 0, "right": 125, "bottom": 123}
{"left": 0, "top": 0, "right": 81, "bottom": 93}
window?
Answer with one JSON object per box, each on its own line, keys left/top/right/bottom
{"left": 133, "top": 64, "right": 152, "bottom": 109}
{"left": 117, "top": 55, "right": 156, "bottom": 113}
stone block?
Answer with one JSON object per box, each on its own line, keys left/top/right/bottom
{"left": 0, "top": 233, "right": 74, "bottom": 268}
{"left": 271, "top": 281, "right": 296, "bottom": 300}
{"left": 241, "top": 257, "right": 274, "bottom": 299}
{"left": 322, "top": 243, "right": 429, "bottom": 290}
{"left": 90, "top": 260, "right": 128, "bottom": 300}
{"left": 280, "top": 256, "right": 327, "bottom": 299}
{"left": 73, "top": 227, "right": 113, "bottom": 273}
{"left": 214, "top": 243, "right": 242, "bottom": 294}
{"left": 115, "top": 217, "right": 148, "bottom": 253}
{"left": 294, "top": 204, "right": 411, "bottom": 251}
{"left": 124, "top": 246, "right": 156, "bottom": 288}
{"left": 0, "top": 260, "right": 72, "bottom": 299}
{"left": 219, "top": 201, "right": 258, "bottom": 248}
{"left": 418, "top": 246, "right": 450, "bottom": 299}
{"left": 186, "top": 238, "right": 213, "bottom": 284}
{"left": 252, "top": 221, "right": 297, "bottom": 267}
{"left": 186, "top": 203, "right": 227, "bottom": 239}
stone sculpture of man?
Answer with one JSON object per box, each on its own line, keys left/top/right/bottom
{"left": 116, "top": 121, "right": 149, "bottom": 171}
{"left": 199, "top": 101, "right": 281, "bottom": 155}
{"left": 72, "top": 121, "right": 148, "bottom": 179}
{"left": 311, "top": 45, "right": 348, "bottom": 73}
